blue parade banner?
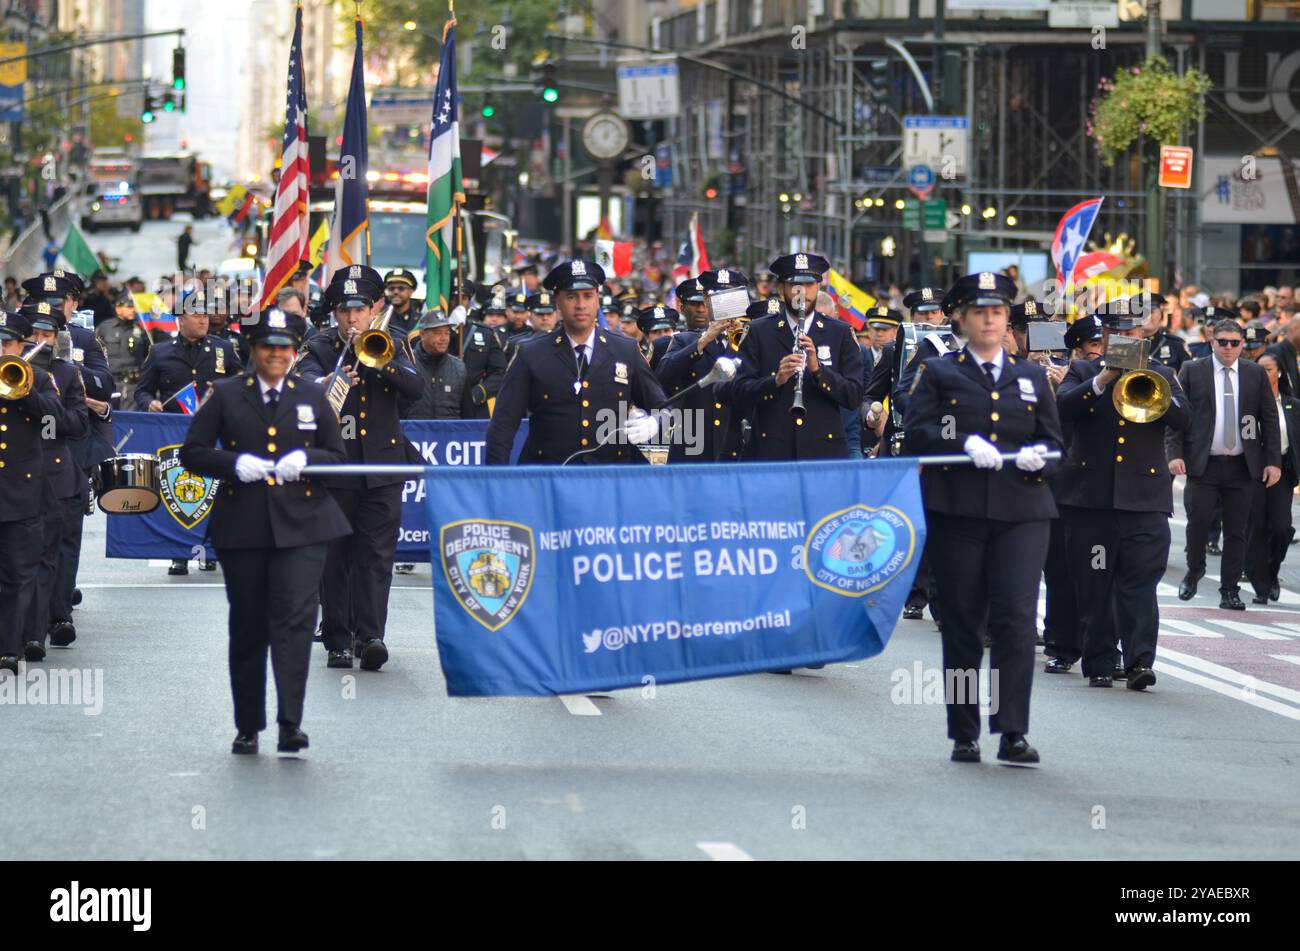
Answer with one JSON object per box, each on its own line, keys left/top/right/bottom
{"left": 105, "top": 412, "right": 527, "bottom": 561}
{"left": 424, "top": 458, "right": 925, "bottom": 696}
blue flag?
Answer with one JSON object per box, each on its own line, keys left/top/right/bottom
{"left": 424, "top": 459, "right": 926, "bottom": 696}
{"left": 171, "top": 382, "right": 199, "bottom": 415}
{"left": 324, "top": 16, "right": 370, "bottom": 279}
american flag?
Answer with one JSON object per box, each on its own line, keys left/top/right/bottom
{"left": 258, "top": 4, "right": 310, "bottom": 311}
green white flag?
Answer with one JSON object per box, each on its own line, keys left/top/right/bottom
{"left": 61, "top": 222, "right": 100, "bottom": 276}
{"left": 424, "top": 14, "right": 465, "bottom": 313}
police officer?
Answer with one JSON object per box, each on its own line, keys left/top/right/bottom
{"left": 1145, "top": 293, "right": 1192, "bottom": 372}
{"left": 96, "top": 290, "right": 152, "bottom": 402}
{"left": 851, "top": 306, "right": 900, "bottom": 457}
{"left": 486, "top": 259, "right": 667, "bottom": 465}
{"left": 734, "top": 253, "right": 864, "bottom": 460}
{"left": 1054, "top": 297, "right": 1188, "bottom": 689}
{"left": 383, "top": 269, "right": 424, "bottom": 342}
{"left": 207, "top": 285, "right": 252, "bottom": 367}
{"left": 180, "top": 307, "right": 352, "bottom": 755}
{"left": 455, "top": 285, "right": 509, "bottom": 419}
{"left": 752, "top": 266, "right": 776, "bottom": 301}
{"left": 656, "top": 269, "right": 749, "bottom": 463}
{"left": 635, "top": 305, "right": 676, "bottom": 371}
{"left": 902, "top": 271, "right": 1063, "bottom": 764}
{"left": 21, "top": 301, "right": 89, "bottom": 659}
{"left": 481, "top": 285, "right": 510, "bottom": 332}
{"left": 503, "top": 289, "right": 534, "bottom": 355}
{"left": 296, "top": 264, "right": 425, "bottom": 672}
{"left": 525, "top": 290, "right": 558, "bottom": 338}
{"left": 0, "top": 308, "right": 64, "bottom": 673}
{"left": 135, "top": 286, "right": 243, "bottom": 413}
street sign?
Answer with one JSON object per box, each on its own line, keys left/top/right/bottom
{"left": 617, "top": 62, "right": 680, "bottom": 120}
{"left": 903, "top": 116, "right": 968, "bottom": 180}
{"left": 902, "top": 198, "right": 920, "bottom": 230}
{"left": 370, "top": 89, "right": 431, "bottom": 126}
{"left": 923, "top": 229, "right": 948, "bottom": 245}
{"left": 923, "top": 199, "right": 947, "bottom": 230}
{"left": 860, "top": 165, "right": 900, "bottom": 185}
{"left": 1047, "top": 1, "right": 1119, "bottom": 27}
{"left": 907, "top": 164, "right": 935, "bottom": 200}
{"left": 1158, "top": 145, "right": 1194, "bottom": 189}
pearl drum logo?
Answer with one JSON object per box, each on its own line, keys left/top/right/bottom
{"left": 804, "top": 505, "right": 916, "bottom": 597}
{"left": 157, "top": 444, "right": 219, "bottom": 530}
{"left": 441, "top": 519, "right": 535, "bottom": 631}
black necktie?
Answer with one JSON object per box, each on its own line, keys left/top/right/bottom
{"left": 266, "top": 388, "right": 279, "bottom": 410}
{"left": 574, "top": 345, "right": 588, "bottom": 378}
{"left": 983, "top": 362, "right": 997, "bottom": 386}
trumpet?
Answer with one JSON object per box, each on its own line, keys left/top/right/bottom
{"left": 0, "top": 341, "right": 48, "bottom": 400}
{"left": 790, "top": 289, "right": 807, "bottom": 418}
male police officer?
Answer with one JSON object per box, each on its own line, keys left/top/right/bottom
{"left": 656, "top": 268, "right": 749, "bottom": 462}
{"left": 455, "top": 285, "right": 509, "bottom": 419}
{"left": 97, "top": 290, "right": 151, "bottom": 402}
{"left": 21, "top": 301, "right": 89, "bottom": 658}
{"left": 384, "top": 269, "right": 424, "bottom": 342}
{"left": 486, "top": 260, "right": 667, "bottom": 465}
{"left": 526, "top": 291, "right": 558, "bottom": 338}
{"left": 1055, "top": 296, "right": 1188, "bottom": 689}
{"left": 296, "top": 265, "right": 425, "bottom": 672}
{"left": 734, "top": 253, "right": 864, "bottom": 460}
{"left": 0, "top": 308, "right": 64, "bottom": 673}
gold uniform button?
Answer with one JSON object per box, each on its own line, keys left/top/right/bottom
{"left": 714, "top": 419, "right": 721, "bottom": 427}
{"left": 795, "top": 418, "right": 804, "bottom": 426}
{"left": 306, "top": 490, "right": 312, "bottom": 497}
{"left": 1116, "top": 455, "right": 1124, "bottom": 462}
{"left": 1117, "top": 419, "right": 1126, "bottom": 426}
{"left": 55, "top": 457, "right": 61, "bottom": 464}
{"left": 360, "top": 411, "right": 367, "bottom": 419}
{"left": 582, "top": 419, "right": 590, "bottom": 428}
{"left": 950, "top": 399, "right": 957, "bottom": 406}
{"left": 1150, "top": 468, "right": 1157, "bottom": 474}
{"left": 360, "top": 429, "right": 367, "bottom": 437}
{"left": 580, "top": 438, "right": 589, "bottom": 446}
{"left": 0, "top": 443, "right": 5, "bottom": 450}
{"left": 582, "top": 400, "right": 589, "bottom": 408}
{"left": 0, "top": 461, "right": 4, "bottom": 468}
{"left": 1117, "top": 437, "right": 1125, "bottom": 444}
{"left": 714, "top": 402, "right": 722, "bottom": 410}
{"left": 991, "top": 412, "right": 1000, "bottom": 421}
{"left": 267, "top": 426, "right": 277, "bottom": 436}
{"left": 990, "top": 392, "right": 1000, "bottom": 400}
{"left": 267, "top": 443, "right": 277, "bottom": 453}
{"left": 582, "top": 381, "right": 589, "bottom": 389}
{"left": 989, "top": 433, "right": 998, "bottom": 442}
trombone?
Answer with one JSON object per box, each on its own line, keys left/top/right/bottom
{"left": 1103, "top": 335, "right": 1171, "bottom": 424}
{"left": 0, "top": 341, "right": 48, "bottom": 400}
{"left": 353, "top": 304, "right": 399, "bottom": 369}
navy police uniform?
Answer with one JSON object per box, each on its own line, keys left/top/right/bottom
{"left": 295, "top": 265, "right": 425, "bottom": 671}
{"left": 181, "top": 308, "right": 351, "bottom": 752}
{"left": 902, "top": 272, "right": 1063, "bottom": 763}
{"left": 486, "top": 260, "right": 667, "bottom": 465}
{"left": 733, "top": 253, "right": 864, "bottom": 461}
{"left": 453, "top": 293, "right": 509, "bottom": 419}
{"left": 133, "top": 287, "right": 243, "bottom": 412}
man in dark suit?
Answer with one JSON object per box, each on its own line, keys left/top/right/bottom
{"left": 296, "top": 264, "right": 426, "bottom": 671}
{"left": 486, "top": 259, "right": 667, "bottom": 465}
{"left": 655, "top": 268, "right": 749, "bottom": 462}
{"left": 1167, "top": 318, "right": 1283, "bottom": 610}
{"left": 734, "top": 253, "right": 864, "bottom": 461}
{"left": 1054, "top": 297, "right": 1189, "bottom": 688}
{"left": 1247, "top": 352, "right": 1299, "bottom": 603}
{"left": 181, "top": 308, "right": 352, "bottom": 754}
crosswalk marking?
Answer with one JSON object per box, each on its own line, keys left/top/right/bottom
{"left": 557, "top": 694, "right": 602, "bottom": 716}
{"left": 1154, "top": 661, "right": 1300, "bottom": 722}
{"left": 1211, "top": 620, "right": 1294, "bottom": 641}
{"left": 697, "top": 841, "right": 754, "bottom": 861}
{"left": 1159, "top": 647, "right": 1300, "bottom": 707}
{"left": 1268, "top": 655, "right": 1300, "bottom": 667}
{"left": 1160, "top": 618, "right": 1224, "bottom": 638}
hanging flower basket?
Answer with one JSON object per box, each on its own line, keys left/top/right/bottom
{"left": 1087, "top": 56, "right": 1211, "bottom": 167}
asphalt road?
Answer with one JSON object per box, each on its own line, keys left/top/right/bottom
{"left": 6, "top": 221, "right": 1298, "bottom": 859}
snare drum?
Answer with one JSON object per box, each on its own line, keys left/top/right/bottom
{"left": 97, "top": 453, "right": 162, "bottom": 515}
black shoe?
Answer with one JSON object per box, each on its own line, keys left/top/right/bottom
{"left": 1089, "top": 675, "right": 1113, "bottom": 688}
{"left": 231, "top": 733, "right": 259, "bottom": 755}
{"left": 358, "top": 638, "right": 389, "bottom": 671}
{"left": 313, "top": 622, "right": 325, "bottom": 643}
{"left": 168, "top": 559, "right": 189, "bottom": 576}
{"left": 199, "top": 560, "right": 217, "bottom": 572}
{"left": 1207, "top": 540, "right": 1222, "bottom": 556}
{"left": 71, "top": 588, "right": 82, "bottom": 607}
{"left": 327, "top": 649, "right": 354, "bottom": 669}
{"left": 1178, "top": 569, "right": 1204, "bottom": 601}
{"left": 0, "top": 656, "right": 19, "bottom": 674}
{"left": 769, "top": 669, "right": 794, "bottom": 675}
{"left": 1252, "top": 593, "right": 1270, "bottom": 605}
{"left": 805, "top": 664, "right": 825, "bottom": 670}
{"left": 1219, "top": 593, "right": 1246, "bottom": 610}
{"left": 902, "top": 604, "right": 924, "bottom": 620}
{"left": 48, "top": 620, "right": 76, "bottom": 647}
{"left": 951, "top": 740, "right": 981, "bottom": 763}
{"left": 1270, "top": 581, "right": 1281, "bottom": 602}
{"left": 394, "top": 563, "right": 415, "bottom": 575}
{"left": 1044, "top": 657, "right": 1073, "bottom": 674}
{"left": 1127, "top": 667, "right": 1157, "bottom": 691}
{"left": 277, "top": 724, "right": 309, "bottom": 753}
{"left": 23, "top": 641, "right": 45, "bottom": 662}
{"left": 997, "top": 734, "right": 1040, "bottom": 765}
{"left": 1112, "top": 665, "right": 1127, "bottom": 681}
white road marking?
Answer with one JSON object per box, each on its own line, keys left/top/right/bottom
{"left": 1153, "top": 661, "right": 1300, "bottom": 722}
{"left": 1211, "top": 620, "right": 1294, "bottom": 641}
{"left": 1159, "top": 647, "right": 1300, "bottom": 706}
{"left": 696, "top": 841, "right": 754, "bottom": 861}
{"left": 1160, "top": 618, "right": 1225, "bottom": 638}
{"left": 1268, "top": 655, "right": 1300, "bottom": 667}
{"left": 557, "top": 694, "right": 602, "bottom": 716}
{"left": 79, "top": 583, "right": 436, "bottom": 591}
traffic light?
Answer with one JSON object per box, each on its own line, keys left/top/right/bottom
{"left": 172, "top": 48, "right": 186, "bottom": 91}
{"left": 163, "top": 92, "right": 176, "bottom": 113}
{"left": 540, "top": 63, "right": 559, "bottom": 104}
{"left": 141, "top": 92, "right": 157, "bottom": 124}
{"left": 481, "top": 93, "right": 495, "bottom": 119}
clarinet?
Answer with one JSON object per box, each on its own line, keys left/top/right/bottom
{"left": 789, "top": 288, "right": 808, "bottom": 418}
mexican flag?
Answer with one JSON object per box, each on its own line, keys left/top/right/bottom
{"left": 424, "top": 14, "right": 465, "bottom": 312}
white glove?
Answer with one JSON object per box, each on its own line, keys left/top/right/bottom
{"left": 963, "top": 434, "right": 1003, "bottom": 470}
{"left": 274, "top": 449, "right": 309, "bottom": 482}
{"left": 1015, "top": 444, "right": 1049, "bottom": 473}
{"left": 235, "top": 454, "right": 275, "bottom": 483}
{"left": 624, "top": 412, "right": 660, "bottom": 446}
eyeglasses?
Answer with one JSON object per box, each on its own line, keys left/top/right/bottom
{"left": 1213, "top": 338, "right": 1242, "bottom": 347}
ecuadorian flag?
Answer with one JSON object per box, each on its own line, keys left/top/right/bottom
{"left": 825, "top": 269, "right": 875, "bottom": 330}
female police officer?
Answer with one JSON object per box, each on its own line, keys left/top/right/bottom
{"left": 181, "top": 308, "right": 351, "bottom": 755}
{"left": 902, "top": 272, "right": 1063, "bottom": 765}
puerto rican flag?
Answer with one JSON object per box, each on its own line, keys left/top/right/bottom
{"left": 1051, "top": 198, "right": 1104, "bottom": 289}
{"left": 669, "top": 212, "right": 710, "bottom": 287}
